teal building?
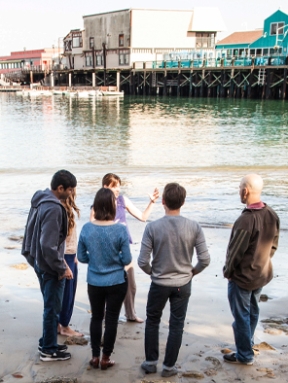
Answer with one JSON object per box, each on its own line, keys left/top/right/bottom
{"left": 216, "top": 9, "right": 288, "bottom": 60}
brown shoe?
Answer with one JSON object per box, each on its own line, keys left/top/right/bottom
{"left": 89, "top": 357, "right": 99, "bottom": 369}
{"left": 100, "top": 354, "right": 115, "bottom": 370}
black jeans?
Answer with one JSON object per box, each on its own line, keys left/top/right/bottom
{"left": 88, "top": 281, "right": 127, "bottom": 357}
{"left": 145, "top": 281, "right": 191, "bottom": 368}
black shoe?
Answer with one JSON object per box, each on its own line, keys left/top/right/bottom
{"left": 40, "top": 350, "right": 71, "bottom": 362}
{"left": 223, "top": 352, "right": 253, "bottom": 365}
{"left": 38, "top": 344, "right": 68, "bottom": 353}
{"left": 141, "top": 361, "right": 157, "bottom": 373}
{"left": 161, "top": 366, "right": 178, "bottom": 377}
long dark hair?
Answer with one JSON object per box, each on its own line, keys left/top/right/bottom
{"left": 93, "top": 188, "right": 116, "bottom": 221}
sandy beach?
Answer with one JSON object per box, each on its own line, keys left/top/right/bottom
{"left": 1, "top": 221, "right": 288, "bottom": 383}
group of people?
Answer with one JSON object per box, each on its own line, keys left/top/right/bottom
{"left": 22, "top": 170, "right": 279, "bottom": 377}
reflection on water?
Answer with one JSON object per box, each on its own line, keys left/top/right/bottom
{"left": 0, "top": 93, "right": 287, "bottom": 233}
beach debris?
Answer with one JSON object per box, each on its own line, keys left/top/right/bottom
{"left": 256, "top": 368, "right": 275, "bottom": 379}
{"left": 10, "top": 263, "right": 28, "bottom": 270}
{"left": 141, "top": 380, "right": 172, "bottom": 383}
{"left": 4, "top": 246, "right": 17, "bottom": 250}
{"left": 254, "top": 342, "right": 275, "bottom": 351}
{"left": 205, "top": 356, "right": 222, "bottom": 370}
{"left": 8, "top": 236, "right": 23, "bottom": 242}
{"left": 64, "top": 336, "right": 88, "bottom": 346}
{"left": 260, "top": 294, "right": 270, "bottom": 302}
{"left": 221, "top": 348, "right": 233, "bottom": 354}
{"left": 12, "top": 373, "right": 23, "bottom": 378}
{"left": 204, "top": 368, "right": 217, "bottom": 376}
{"left": 40, "top": 378, "right": 77, "bottom": 383}
{"left": 261, "top": 318, "right": 288, "bottom": 335}
{"left": 182, "top": 371, "right": 205, "bottom": 379}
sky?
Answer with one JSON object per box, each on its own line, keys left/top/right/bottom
{"left": 0, "top": 0, "right": 288, "bottom": 56}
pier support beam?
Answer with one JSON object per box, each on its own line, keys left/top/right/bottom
{"left": 282, "top": 68, "right": 287, "bottom": 100}
{"left": 116, "top": 71, "right": 120, "bottom": 91}
{"left": 92, "top": 72, "right": 96, "bottom": 87}
{"left": 50, "top": 71, "right": 54, "bottom": 87}
{"left": 69, "top": 73, "right": 72, "bottom": 88}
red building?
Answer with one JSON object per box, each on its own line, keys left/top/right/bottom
{"left": 0, "top": 48, "right": 57, "bottom": 74}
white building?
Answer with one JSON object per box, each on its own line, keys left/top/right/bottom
{"left": 70, "top": 8, "right": 226, "bottom": 70}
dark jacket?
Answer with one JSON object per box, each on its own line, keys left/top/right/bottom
{"left": 22, "top": 188, "right": 68, "bottom": 277}
{"left": 223, "top": 204, "right": 279, "bottom": 290}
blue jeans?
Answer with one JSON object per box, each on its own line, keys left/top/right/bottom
{"left": 59, "top": 254, "right": 78, "bottom": 327}
{"left": 35, "top": 264, "right": 65, "bottom": 353}
{"left": 228, "top": 280, "right": 262, "bottom": 363}
{"left": 145, "top": 281, "right": 191, "bottom": 368}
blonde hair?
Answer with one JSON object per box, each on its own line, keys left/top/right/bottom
{"left": 61, "top": 189, "right": 80, "bottom": 236}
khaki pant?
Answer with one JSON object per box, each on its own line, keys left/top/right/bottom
{"left": 124, "top": 263, "right": 137, "bottom": 320}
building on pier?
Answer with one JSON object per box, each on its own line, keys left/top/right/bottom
{"left": 65, "top": 7, "right": 226, "bottom": 71}
{"left": 216, "top": 9, "right": 288, "bottom": 63}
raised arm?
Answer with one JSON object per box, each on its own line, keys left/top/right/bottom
{"left": 124, "top": 188, "right": 159, "bottom": 222}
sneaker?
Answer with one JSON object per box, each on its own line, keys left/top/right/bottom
{"left": 161, "top": 366, "right": 178, "bottom": 377}
{"left": 38, "top": 344, "right": 68, "bottom": 353}
{"left": 223, "top": 353, "right": 253, "bottom": 366}
{"left": 40, "top": 350, "right": 71, "bottom": 362}
{"left": 141, "top": 361, "right": 157, "bottom": 374}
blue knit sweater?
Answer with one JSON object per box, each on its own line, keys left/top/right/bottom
{"left": 77, "top": 222, "right": 132, "bottom": 286}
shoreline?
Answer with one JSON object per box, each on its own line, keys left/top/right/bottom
{"left": 1, "top": 226, "right": 288, "bottom": 383}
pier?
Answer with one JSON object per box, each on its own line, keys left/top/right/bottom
{"left": 2, "top": 58, "right": 288, "bottom": 100}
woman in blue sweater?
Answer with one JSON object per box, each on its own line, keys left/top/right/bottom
{"left": 78, "top": 188, "right": 132, "bottom": 370}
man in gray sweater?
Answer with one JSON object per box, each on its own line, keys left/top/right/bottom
{"left": 138, "top": 183, "right": 210, "bottom": 377}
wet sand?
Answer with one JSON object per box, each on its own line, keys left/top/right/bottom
{"left": 1, "top": 223, "right": 288, "bottom": 383}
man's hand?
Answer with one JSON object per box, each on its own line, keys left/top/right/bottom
{"left": 59, "top": 267, "right": 73, "bottom": 280}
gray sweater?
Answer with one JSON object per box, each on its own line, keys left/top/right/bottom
{"left": 138, "top": 215, "right": 210, "bottom": 287}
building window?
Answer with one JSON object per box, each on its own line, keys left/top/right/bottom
{"left": 119, "top": 53, "right": 129, "bottom": 65}
{"left": 119, "top": 34, "right": 124, "bottom": 47}
{"left": 263, "top": 48, "right": 269, "bottom": 55}
{"left": 72, "top": 35, "right": 82, "bottom": 48}
{"left": 270, "top": 22, "right": 284, "bottom": 35}
{"left": 96, "top": 55, "right": 103, "bottom": 66}
{"left": 89, "top": 37, "right": 94, "bottom": 49}
{"left": 85, "top": 55, "right": 92, "bottom": 66}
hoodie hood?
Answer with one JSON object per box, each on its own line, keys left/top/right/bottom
{"left": 31, "top": 188, "right": 61, "bottom": 208}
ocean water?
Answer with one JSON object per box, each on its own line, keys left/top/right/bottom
{"left": 0, "top": 93, "right": 287, "bottom": 242}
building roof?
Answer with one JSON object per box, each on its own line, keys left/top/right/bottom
{"left": 189, "top": 7, "right": 226, "bottom": 32}
{"left": 83, "top": 7, "right": 226, "bottom": 31}
{"left": 217, "top": 30, "right": 263, "bottom": 46}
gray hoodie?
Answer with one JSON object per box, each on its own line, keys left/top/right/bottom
{"left": 22, "top": 188, "right": 68, "bottom": 277}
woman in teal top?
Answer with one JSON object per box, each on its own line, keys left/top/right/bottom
{"left": 78, "top": 188, "right": 132, "bottom": 370}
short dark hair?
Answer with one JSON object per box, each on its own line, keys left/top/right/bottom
{"left": 51, "top": 170, "right": 77, "bottom": 190}
{"left": 93, "top": 188, "right": 116, "bottom": 221}
{"left": 102, "top": 173, "right": 121, "bottom": 187}
{"left": 162, "top": 183, "right": 186, "bottom": 210}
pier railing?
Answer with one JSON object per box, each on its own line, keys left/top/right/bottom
{"left": 133, "top": 56, "right": 288, "bottom": 70}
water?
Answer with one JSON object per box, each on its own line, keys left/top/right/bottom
{"left": 0, "top": 93, "right": 288, "bottom": 241}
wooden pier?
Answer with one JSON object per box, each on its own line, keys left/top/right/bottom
{"left": 4, "top": 62, "right": 288, "bottom": 99}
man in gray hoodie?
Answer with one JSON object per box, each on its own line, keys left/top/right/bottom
{"left": 138, "top": 183, "right": 210, "bottom": 377}
{"left": 22, "top": 170, "right": 77, "bottom": 362}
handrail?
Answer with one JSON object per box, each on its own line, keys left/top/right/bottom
{"left": 135, "top": 56, "right": 288, "bottom": 70}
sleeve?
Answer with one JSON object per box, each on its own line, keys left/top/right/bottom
{"left": 118, "top": 227, "right": 132, "bottom": 266}
{"left": 77, "top": 227, "right": 89, "bottom": 264}
{"left": 138, "top": 225, "right": 153, "bottom": 275}
{"left": 270, "top": 215, "right": 280, "bottom": 258}
{"left": 223, "top": 226, "right": 251, "bottom": 279}
{"left": 40, "top": 205, "right": 67, "bottom": 276}
{"left": 193, "top": 225, "right": 211, "bottom": 274}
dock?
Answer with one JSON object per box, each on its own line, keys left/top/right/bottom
{"left": 2, "top": 58, "right": 288, "bottom": 99}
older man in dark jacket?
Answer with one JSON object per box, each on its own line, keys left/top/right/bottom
{"left": 223, "top": 174, "right": 279, "bottom": 365}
